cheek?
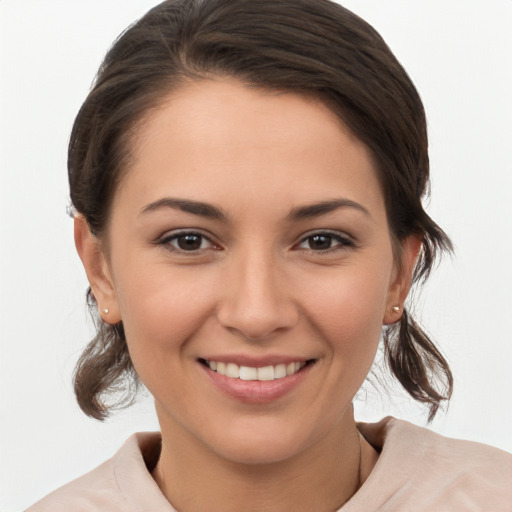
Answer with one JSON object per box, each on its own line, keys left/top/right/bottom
{"left": 113, "top": 263, "right": 216, "bottom": 365}
{"left": 302, "top": 262, "right": 391, "bottom": 361}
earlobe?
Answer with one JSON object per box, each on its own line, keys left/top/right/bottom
{"left": 74, "top": 215, "right": 121, "bottom": 324}
{"left": 383, "top": 235, "right": 422, "bottom": 325}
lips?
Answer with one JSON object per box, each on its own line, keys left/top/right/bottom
{"left": 199, "top": 358, "right": 315, "bottom": 403}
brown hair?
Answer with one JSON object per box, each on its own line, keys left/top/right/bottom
{"left": 70, "top": 0, "right": 453, "bottom": 421}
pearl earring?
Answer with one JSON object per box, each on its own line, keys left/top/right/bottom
{"left": 102, "top": 308, "right": 109, "bottom": 314}
{"left": 392, "top": 305, "right": 400, "bottom": 313}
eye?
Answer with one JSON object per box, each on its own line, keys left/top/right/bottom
{"left": 159, "top": 231, "right": 216, "bottom": 252}
{"left": 297, "top": 232, "right": 353, "bottom": 252}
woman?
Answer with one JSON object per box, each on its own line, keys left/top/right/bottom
{"left": 24, "top": 0, "right": 512, "bottom": 510}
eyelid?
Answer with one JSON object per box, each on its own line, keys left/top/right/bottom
{"left": 155, "top": 228, "right": 355, "bottom": 254}
{"left": 156, "top": 229, "right": 221, "bottom": 252}
{"left": 295, "top": 229, "right": 356, "bottom": 251}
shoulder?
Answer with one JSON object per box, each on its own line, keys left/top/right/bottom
{"left": 349, "top": 417, "right": 512, "bottom": 511}
{"left": 26, "top": 432, "right": 170, "bottom": 512}
{"left": 25, "top": 456, "right": 123, "bottom": 512}
{"left": 377, "top": 417, "right": 512, "bottom": 473}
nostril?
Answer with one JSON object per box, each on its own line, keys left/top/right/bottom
{"left": 217, "top": 307, "right": 300, "bottom": 342}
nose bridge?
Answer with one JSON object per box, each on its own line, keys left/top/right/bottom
{"left": 217, "top": 242, "right": 298, "bottom": 340}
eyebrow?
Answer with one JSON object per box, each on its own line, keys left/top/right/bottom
{"left": 287, "top": 198, "right": 371, "bottom": 221}
{"left": 140, "top": 198, "right": 228, "bottom": 221}
{"left": 140, "top": 196, "right": 370, "bottom": 222}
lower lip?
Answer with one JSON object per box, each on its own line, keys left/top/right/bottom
{"left": 200, "top": 363, "right": 313, "bottom": 404}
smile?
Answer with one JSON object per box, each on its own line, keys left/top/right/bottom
{"left": 202, "top": 359, "right": 309, "bottom": 381}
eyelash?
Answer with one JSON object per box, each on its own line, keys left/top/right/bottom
{"left": 296, "top": 231, "right": 355, "bottom": 253}
{"left": 158, "top": 230, "right": 218, "bottom": 253}
{"left": 157, "top": 229, "right": 355, "bottom": 255}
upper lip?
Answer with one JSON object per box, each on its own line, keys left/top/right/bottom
{"left": 198, "top": 355, "right": 314, "bottom": 367}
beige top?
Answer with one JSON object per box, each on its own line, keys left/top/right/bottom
{"left": 26, "top": 417, "right": 512, "bottom": 511}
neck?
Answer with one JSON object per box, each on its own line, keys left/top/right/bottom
{"left": 152, "top": 407, "right": 373, "bottom": 512}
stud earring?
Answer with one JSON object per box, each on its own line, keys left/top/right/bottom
{"left": 392, "top": 305, "right": 400, "bottom": 313}
{"left": 102, "top": 308, "right": 109, "bottom": 314}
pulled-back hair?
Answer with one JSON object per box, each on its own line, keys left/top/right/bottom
{"left": 70, "top": 0, "right": 453, "bottom": 421}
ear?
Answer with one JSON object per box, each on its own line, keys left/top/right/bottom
{"left": 383, "top": 235, "right": 422, "bottom": 325}
{"left": 74, "top": 215, "right": 122, "bottom": 324}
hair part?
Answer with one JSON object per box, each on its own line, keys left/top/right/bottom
{"left": 70, "top": 0, "right": 453, "bottom": 421}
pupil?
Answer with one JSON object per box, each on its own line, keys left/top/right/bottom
{"left": 310, "top": 235, "right": 331, "bottom": 250}
{"left": 178, "top": 234, "right": 202, "bottom": 250}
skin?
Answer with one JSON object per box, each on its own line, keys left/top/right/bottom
{"left": 76, "top": 78, "right": 420, "bottom": 512}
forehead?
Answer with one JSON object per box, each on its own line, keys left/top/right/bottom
{"left": 115, "top": 78, "right": 385, "bottom": 219}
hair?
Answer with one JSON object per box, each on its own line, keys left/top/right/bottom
{"left": 70, "top": 0, "right": 453, "bottom": 421}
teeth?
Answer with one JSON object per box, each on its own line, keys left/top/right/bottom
{"left": 274, "top": 364, "right": 287, "bottom": 379}
{"left": 240, "top": 366, "right": 258, "bottom": 380}
{"left": 225, "top": 363, "right": 240, "bottom": 378}
{"left": 257, "top": 365, "right": 274, "bottom": 381}
{"left": 207, "top": 360, "right": 306, "bottom": 381}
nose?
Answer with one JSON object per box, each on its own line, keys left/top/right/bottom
{"left": 216, "top": 249, "right": 299, "bottom": 341}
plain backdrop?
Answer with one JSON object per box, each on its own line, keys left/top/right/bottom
{"left": 1, "top": 1, "right": 511, "bottom": 510}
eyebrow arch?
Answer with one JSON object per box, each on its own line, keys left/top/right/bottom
{"left": 287, "top": 198, "right": 371, "bottom": 221}
{"left": 140, "top": 198, "right": 228, "bottom": 221}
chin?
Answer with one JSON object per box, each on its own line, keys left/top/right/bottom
{"left": 214, "top": 437, "right": 305, "bottom": 466}
{"left": 202, "top": 418, "right": 320, "bottom": 466}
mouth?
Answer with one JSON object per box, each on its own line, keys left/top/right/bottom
{"left": 198, "top": 358, "right": 315, "bottom": 381}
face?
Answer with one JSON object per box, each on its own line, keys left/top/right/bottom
{"left": 79, "top": 78, "right": 414, "bottom": 465}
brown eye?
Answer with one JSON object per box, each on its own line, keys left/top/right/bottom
{"left": 298, "top": 232, "right": 353, "bottom": 252}
{"left": 176, "top": 234, "right": 204, "bottom": 251}
{"left": 161, "top": 231, "right": 214, "bottom": 252}
{"left": 307, "top": 234, "right": 333, "bottom": 250}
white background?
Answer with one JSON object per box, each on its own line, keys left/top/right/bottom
{"left": 1, "top": 1, "right": 511, "bottom": 510}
